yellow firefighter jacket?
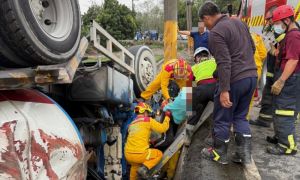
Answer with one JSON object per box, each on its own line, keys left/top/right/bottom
{"left": 141, "top": 59, "right": 193, "bottom": 100}
{"left": 125, "top": 115, "right": 170, "bottom": 153}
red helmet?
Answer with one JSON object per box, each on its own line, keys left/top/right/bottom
{"left": 272, "top": 5, "right": 295, "bottom": 22}
{"left": 173, "top": 58, "right": 189, "bottom": 79}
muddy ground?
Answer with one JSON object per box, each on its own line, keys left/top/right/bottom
{"left": 181, "top": 106, "right": 300, "bottom": 180}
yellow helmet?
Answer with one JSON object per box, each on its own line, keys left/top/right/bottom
{"left": 134, "top": 102, "right": 153, "bottom": 114}
{"left": 173, "top": 58, "right": 189, "bottom": 79}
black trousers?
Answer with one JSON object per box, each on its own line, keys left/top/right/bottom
{"left": 258, "top": 53, "right": 276, "bottom": 121}
{"left": 187, "top": 83, "right": 216, "bottom": 125}
{"left": 272, "top": 71, "right": 298, "bottom": 149}
{"left": 213, "top": 77, "right": 257, "bottom": 140}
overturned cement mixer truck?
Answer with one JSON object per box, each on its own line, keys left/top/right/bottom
{"left": 0, "top": 0, "right": 158, "bottom": 179}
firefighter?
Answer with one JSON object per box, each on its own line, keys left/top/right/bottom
{"left": 125, "top": 102, "right": 171, "bottom": 179}
{"left": 250, "top": 7, "right": 283, "bottom": 128}
{"left": 189, "top": 47, "right": 217, "bottom": 125}
{"left": 266, "top": 5, "right": 300, "bottom": 155}
{"left": 247, "top": 33, "right": 267, "bottom": 119}
{"left": 140, "top": 58, "right": 193, "bottom": 102}
{"left": 250, "top": 33, "right": 267, "bottom": 81}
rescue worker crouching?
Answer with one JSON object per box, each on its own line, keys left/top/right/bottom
{"left": 266, "top": 5, "right": 300, "bottom": 155}
{"left": 125, "top": 102, "right": 172, "bottom": 179}
{"left": 191, "top": 47, "right": 217, "bottom": 121}
{"left": 140, "top": 58, "right": 193, "bottom": 102}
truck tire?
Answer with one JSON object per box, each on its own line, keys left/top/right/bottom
{"left": 0, "top": 0, "right": 81, "bottom": 67}
{"left": 128, "top": 45, "right": 157, "bottom": 97}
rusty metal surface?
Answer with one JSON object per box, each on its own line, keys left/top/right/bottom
{"left": 0, "top": 37, "right": 88, "bottom": 90}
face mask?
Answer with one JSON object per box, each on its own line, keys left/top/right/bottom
{"left": 273, "top": 24, "right": 285, "bottom": 34}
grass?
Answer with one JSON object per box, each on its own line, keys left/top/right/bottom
{"left": 155, "top": 55, "right": 164, "bottom": 62}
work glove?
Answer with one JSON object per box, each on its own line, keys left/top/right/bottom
{"left": 164, "top": 110, "right": 172, "bottom": 118}
{"left": 271, "top": 79, "right": 285, "bottom": 95}
{"left": 161, "top": 99, "right": 169, "bottom": 109}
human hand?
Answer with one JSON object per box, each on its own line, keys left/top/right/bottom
{"left": 271, "top": 79, "right": 285, "bottom": 95}
{"left": 164, "top": 110, "right": 172, "bottom": 118}
{"left": 220, "top": 91, "right": 232, "bottom": 108}
{"left": 161, "top": 99, "right": 169, "bottom": 109}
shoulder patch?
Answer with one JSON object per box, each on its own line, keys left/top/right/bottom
{"left": 164, "top": 64, "right": 174, "bottom": 72}
{"left": 144, "top": 117, "right": 150, "bottom": 122}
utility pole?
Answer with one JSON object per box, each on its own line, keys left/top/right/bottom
{"left": 131, "top": 0, "right": 136, "bottom": 13}
{"left": 163, "top": 0, "right": 178, "bottom": 63}
{"left": 186, "top": 0, "right": 193, "bottom": 55}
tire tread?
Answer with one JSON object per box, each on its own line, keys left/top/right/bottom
{"left": 0, "top": 0, "right": 70, "bottom": 66}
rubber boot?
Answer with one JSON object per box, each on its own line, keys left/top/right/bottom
{"left": 232, "top": 133, "right": 252, "bottom": 164}
{"left": 266, "top": 135, "right": 278, "bottom": 144}
{"left": 266, "top": 144, "right": 297, "bottom": 155}
{"left": 201, "top": 137, "right": 229, "bottom": 165}
{"left": 137, "top": 165, "right": 150, "bottom": 179}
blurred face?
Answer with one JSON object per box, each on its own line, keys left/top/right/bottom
{"left": 273, "top": 18, "right": 290, "bottom": 34}
{"left": 198, "top": 22, "right": 205, "bottom": 33}
{"left": 201, "top": 16, "right": 215, "bottom": 30}
{"left": 194, "top": 52, "right": 209, "bottom": 63}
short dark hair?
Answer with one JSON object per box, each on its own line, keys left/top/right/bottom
{"left": 198, "top": 1, "right": 220, "bottom": 19}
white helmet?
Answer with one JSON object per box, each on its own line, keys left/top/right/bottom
{"left": 194, "top": 47, "right": 211, "bottom": 58}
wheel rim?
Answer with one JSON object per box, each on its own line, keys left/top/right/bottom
{"left": 29, "top": 0, "right": 74, "bottom": 41}
{"left": 138, "top": 50, "right": 155, "bottom": 90}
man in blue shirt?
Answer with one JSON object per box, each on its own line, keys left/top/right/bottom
{"left": 179, "top": 21, "right": 209, "bottom": 50}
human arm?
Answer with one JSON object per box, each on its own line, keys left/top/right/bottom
{"left": 160, "top": 69, "right": 172, "bottom": 100}
{"left": 150, "top": 114, "right": 171, "bottom": 133}
{"left": 271, "top": 60, "right": 298, "bottom": 95}
{"left": 179, "top": 31, "right": 191, "bottom": 36}
{"left": 209, "top": 31, "right": 233, "bottom": 108}
{"left": 209, "top": 31, "right": 232, "bottom": 92}
{"left": 271, "top": 35, "right": 300, "bottom": 95}
{"left": 280, "top": 60, "right": 299, "bottom": 81}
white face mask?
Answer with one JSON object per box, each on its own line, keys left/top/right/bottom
{"left": 273, "top": 24, "right": 285, "bottom": 34}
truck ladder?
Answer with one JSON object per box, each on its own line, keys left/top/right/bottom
{"left": 150, "top": 102, "right": 214, "bottom": 176}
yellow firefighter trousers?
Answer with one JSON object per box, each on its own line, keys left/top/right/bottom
{"left": 125, "top": 149, "right": 163, "bottom": 180}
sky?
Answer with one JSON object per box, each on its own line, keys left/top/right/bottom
{"left": 79, "top": 0, "right": 159, "bottom": 14}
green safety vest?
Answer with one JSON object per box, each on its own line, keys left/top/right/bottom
{"left": 192, "top": 58, "right": 217, "bottom": 82}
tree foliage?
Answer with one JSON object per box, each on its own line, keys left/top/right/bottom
{"left": 81, "top": 0, "right": 137, "bottom": 40}
{"left": 178, "top": 0, "right": 241, "bottom": 30}
{"left": 135, "top": 2, "right": 164, "bottom": 34}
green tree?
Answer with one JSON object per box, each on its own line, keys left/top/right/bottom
{"left": 178, "top": 0, "right": 241, "bottom": 30}
{"left": 135, "top": 2, "right": 164, "bottom": 35}
{"left": 81, "top": 0, "right": 137, "bottom": 40}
